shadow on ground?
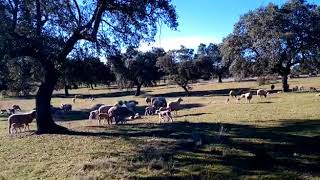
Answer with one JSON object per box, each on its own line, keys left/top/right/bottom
{"left": 57, "top": 119, "right": 320, "bottom": 179}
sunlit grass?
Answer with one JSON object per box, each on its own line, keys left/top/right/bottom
{"left": 0, "top": 77, "right": 320, "bottom": 179}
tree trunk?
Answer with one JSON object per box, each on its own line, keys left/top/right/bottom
{"left": 282, "top": 74, "right": 289, "bottom": 92}
{"left": 64, "top": 84, "right": 69, "bottom": 97}
{"left": 36, "top": 63, "right": 67, "bottom": 134}
{"left": 217, "top": 74, "right": 223, "bottom": 83}
{"left": 90, "top": 83, "right": 94, "bottom": 90}
{"left": 181, "top": 85, "right": 191, "bottom": 96}
{"left": 135, "top": 83, "right": 143, "bottom": 96}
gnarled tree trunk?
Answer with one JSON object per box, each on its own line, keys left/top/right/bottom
{"left": 282, "top": 74, "right": 289, "bottom": 92}
{"left": 181, "top": 85, "right": 191, "bottom": 96}
{"left": 36, "top": 62, "right": 67, "bottom": 134}
{"left": 64, "top": 84, "right": 69, "bottom": 97}
{"left": 217, "top": 73, "right": 223, "bottom": 83}
{"left": 135, "top": 83, "right": 143, "bottom": 96}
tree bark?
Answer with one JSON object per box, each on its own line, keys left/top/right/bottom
{"left": 35, "top": 62, "right": 67, "bottom": 134}
{"left": 282, "top": 74, "right": 289, "bottom": 92}
{"left": 135, "top": 83, "right": 143, "bottom": 96}
{"left": 217, "top": 73, "right": 223, "bottom": 83}
{"left": 90, "top": 83, "right": 94, "bottom": 90}
{"left": 181, "top": 85, "right": 191, "bottom": 96}
{"left": 64, "top": 84, "right": 69, "bottom": 97}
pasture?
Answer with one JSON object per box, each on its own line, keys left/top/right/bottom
{"left": 1, "top": 77, "right": 320, "bottom": 179}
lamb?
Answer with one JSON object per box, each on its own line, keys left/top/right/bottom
{"left": 10, "top": 123, "right": 25, "bottom": 133}
{"left": 229, "top": 90, "right": 237, "bottom": 98}
{"left": 89, "top": 110, "right": 99, "bottom": 120}
{"left": 158, "top": 109, "right": 173, "bottom": 123}
{"left": 167, "top": 97, "right": 183, "bottom": 116}
{"left": 145, "top": 106, "right": 156, "bottom": 116}
{"left": 257, "top": 89, "right": 268, "bottom": 98}
{"left": 8, "top": 110, "right": 36, "bottom": 134}
{"left": 61, "top": 104, "right": 72, "bottom": 112}
{"left": 145, "top": 97, "right": 152, "bottom": 105}
{"left": 12, "top": 105, "right": 21, "bottom": 111}
{"left": 240, "top": 92, "right": 253, "bottom": 103}
{"left": 98, "top": 113, "right": 111, "bottom": 125}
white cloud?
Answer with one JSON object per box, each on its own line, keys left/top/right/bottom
{"left": 138, "top": 36, "right": 221, "bottom": 52}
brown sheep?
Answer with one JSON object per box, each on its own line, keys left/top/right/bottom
{"left": 98, "top": 113, "right": 111, "bottom": 125}
{"left": 167, "top": 97, "right": 183, "bottom": 116}
{"left": 257, "top": 89, "right": 268, "bottom": 98}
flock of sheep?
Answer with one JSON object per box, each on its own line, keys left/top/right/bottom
{"left": 88, "top": 97, "right": 184, "bottom": 125}
{"left": 3, "top": 83, "right": 319, "bottom": 134}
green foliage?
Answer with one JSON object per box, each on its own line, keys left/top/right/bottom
{"left": 110, "top": 47, "right": 164, "bottom": 96}
{"left": 222, "top": 0, "right": 320, "bottom": 91}
{"left": 157, "top": 47, "right": 199, "bottom": 96}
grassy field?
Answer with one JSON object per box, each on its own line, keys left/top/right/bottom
{"left": 0, "top": 77, "right": 320, "bottom": 179}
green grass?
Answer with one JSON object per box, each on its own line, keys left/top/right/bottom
{"left": 0, "top": 77, "right": 320, "bottom": 179}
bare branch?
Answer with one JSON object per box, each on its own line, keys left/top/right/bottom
{"left": 36, "top": 0, "right": 41, "bottom": 36}
{"left": 73, "top": 0, "right": 82, "bottom": 26}
{"left": 66, "top": 0, "right": 79, "bottom": 27}
{"left": 101, "top": 19, "right": 127, "bottom": 34}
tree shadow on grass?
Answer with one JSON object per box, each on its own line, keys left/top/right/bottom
{"left": 54, "top": 119, "right": 320, "bottom": 179}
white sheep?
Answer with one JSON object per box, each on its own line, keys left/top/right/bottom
{"left": 89, "top": 110, "right": 99, "bottom": 120}
{"left": 257, "top": 89, "right": 268, "bottom": 98}
{"left": 229, "top": 90, "right": 237, "bottom": 98}
{"left": 158, "top": 109, "right": 173, "bottom": 123}
{"left": 167, "top": 97, "right": 183, "bottom": 116}
{"left": 61, "top": 104, "right": 72, "bottom": 112}
{"left": 8, "top": 110, "right": 36, "bottom": 134}
{"left": 292, "top": 86, "right": 299, "bottom": 92}
{"left": 240, "top": 92, "right": 253, "bottom": 103}
{"left": 145, "top": 97, "right": 152, "bottom": 105}
{"left": 145, "top": 106, "right": 156, "bottom": 116}
{"left": 299, "top": 86, "right": 304, "bottom": 92}
{"left": 98, "top": 113, "right": 111, "bottom": 125}
{"left": 12, "top": 105, "right": 21, "bottom": 111}
{"left": 98, "top": 105, "right": 112, "bottom": 114}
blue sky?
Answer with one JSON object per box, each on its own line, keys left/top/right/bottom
{"left": 139, "top": 0, "right": 319, "bottom": 51}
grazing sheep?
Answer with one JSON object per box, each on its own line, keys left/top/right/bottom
{"left": 89, "top": 110, "right": 99, "bottom": 120}
{"left": 98, "top": 113, "right": 111, "bottom": 125}
{"left": 158, "top": 109, "right": 173, "bottom": 123}
{"left": 152, "top": 97, "right": 167, "bottom": 109}
{"left": 61, "top": 104, "right": 72, "bottom": 112}
{"left": 98, "top": 105, "right": 112, "bottom": 114}
{"left": 271, "top": 85, "right": 275, "bottom": 90}
{"left": 240, "top": 92, "right": 253, "bottom": 103}
{"left": 12, "top": 105, "right": 21, "bottom": 111}
{"left": 309, "top": 87, "right": 317, "bottom": 92}
{"left": 125, "top": 101, "right": 138, "bottom": 112}
{"left": 167, "top": 97, "right": 183, "bottom": 116}
{"left": 257, "top": 89, "right": 268, "bottom": 98}
{"left": 145, "top": 97, "right": 152, "bottom": 105}
{"left": 10, "top": 123, "right": 25, "bottom": 134}
{"left": 108, "top": 106, "right": 135, "bottom": 124}
{"left": 299, "top": 86, "right": 304, "bottom": 92}
{"left": 145, "top": 106, "right": 156, "bottom": 116}
{"left": 90, "top": 104, "right": 105, "bottom": 111}
{"left": 292, "top": 86, "right": 299, "bottom": 92}
{"left": 8, "top": 110, "right": 36, "bottom": 134}
{"left": 229, "top": 90, "right": 237, "bottom": 98}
